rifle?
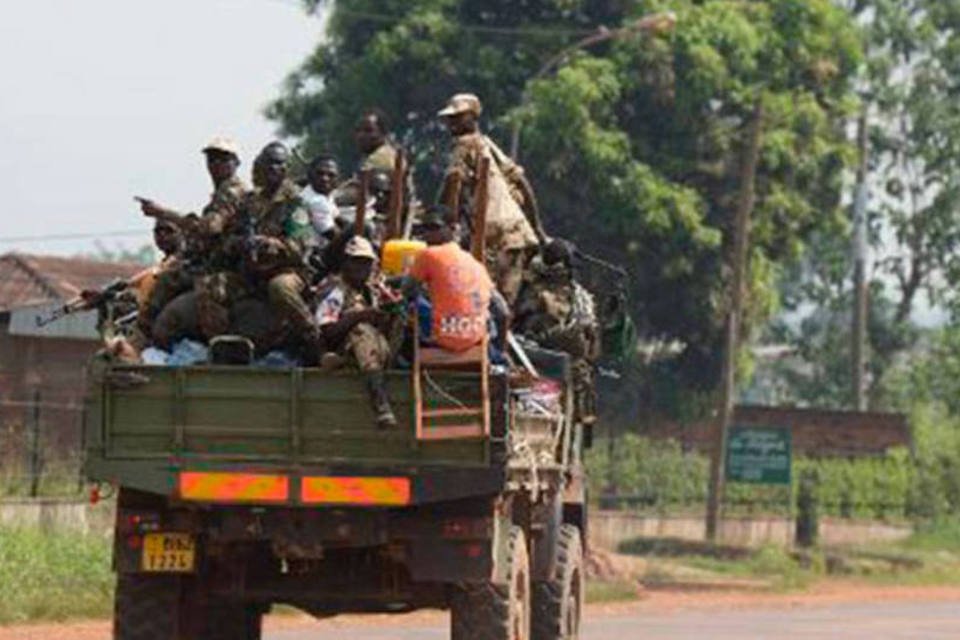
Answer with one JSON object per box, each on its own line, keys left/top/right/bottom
{"left": 35, "top": 278, "right": 132, "bottom": 328}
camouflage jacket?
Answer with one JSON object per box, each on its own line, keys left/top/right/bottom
{"left": 242, "top": 178, "right": 315, "bottom": 278}
{"left": 514, "top": 262, "right": 599, "bottom": 360}
{"left": 181, "top": 174, "right": 249, "bottom": 269}
{"left": 445, "top": 132, "right": 538, "bottom": 251}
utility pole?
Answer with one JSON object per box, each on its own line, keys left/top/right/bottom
{"left": 852, "top": 107, "right": 869, "bottom": 411}
{"left": 706, "top": 97, "right": 764, "bottom": 542}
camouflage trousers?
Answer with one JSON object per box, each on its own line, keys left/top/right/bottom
{"left": 195, "top": 271, "right": 247, "bottom": 339}
{"left": 152, "top": 290, "right": 199, "bottom": 349}
{"left": 266, "top": 272, "right": 316, "bottom": 337}
{"left": 572, "top": 358, "right": 596, "bottom": 423}
{"left": 342, "top": 322, "right": 391, "bottom": 373}
{"left": 139, "top": 264, "right": 194, "bottom": 336}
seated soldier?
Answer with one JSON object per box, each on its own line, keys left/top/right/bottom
{"left": 514, "top": 239, "right": 600, "bottom": 422}
{"left": 407, "top": 206, "right": 507, "bottom": 355}
{"left": 316, "top": 236, "right": 399, "bottom": 429}
{"left": 236, "top": 142, "right": 321, "bottom": 358}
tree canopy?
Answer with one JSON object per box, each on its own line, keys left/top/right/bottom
{"left": 269, "top": 0, "right": 862, "bottom": 406}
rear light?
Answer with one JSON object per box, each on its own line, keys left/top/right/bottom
{"left": 89, "top": 486, "right": 101, "bottom": 505}
{"left": 118, "top": 511, "right": 161, "bottom": 535}
{"left": 442, "top": 517, "right": 492, "bottom": 539}
{"left": 463, "top": 543, "right": 483, "bottom": 558}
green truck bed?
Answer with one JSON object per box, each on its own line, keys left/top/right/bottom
{"left": 84, "top": 363, "right": 506, "bottom": 504}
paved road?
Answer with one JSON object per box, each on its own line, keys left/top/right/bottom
{"left": 266, "top": 601, "right": 960, "bottom": 640}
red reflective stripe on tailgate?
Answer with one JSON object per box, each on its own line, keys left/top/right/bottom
{"left": 301, "top": 476, "right": 411, "bottom": 505}
{"left": 178, "top": 472, "right": 288, "bottom": 503}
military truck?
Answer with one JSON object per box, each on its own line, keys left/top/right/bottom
{"left": 84, "top": 337, "right": 589, "bottom": 640}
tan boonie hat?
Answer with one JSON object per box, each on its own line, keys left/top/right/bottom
{"left": 344, "top": 236, "right": 377, "bottom": 260}
{"left": 438, "top": 93, "right": 482, "bottom": 118}
{"left": 202, "top": 136, "right": 240, "bottom": 157}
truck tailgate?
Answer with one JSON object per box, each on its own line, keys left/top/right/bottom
{"left": 84, "top": 365, "right": 504, "bottom": 505}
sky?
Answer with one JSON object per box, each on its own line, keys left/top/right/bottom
{"left": 0, "top": 0, "right": 323, "bottom": 257}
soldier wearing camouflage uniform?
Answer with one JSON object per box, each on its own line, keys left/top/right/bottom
{"left": 140, "top": 137, "right": 248, "bottom": 340}
{"left": 316, "top": 236, "right": 399, "bottom": 428}
{"left": 514, "top": 240, "right": 600, "bottom": 423}
{"left": 228, "top": 142, "right": 319, "bottom": 355}
{"left": 437, "top": 93, "right": 547, "bottom": 304}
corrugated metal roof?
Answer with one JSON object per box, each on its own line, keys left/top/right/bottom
{"left": 0, "top": 253, "right": 145, "bottom": 312}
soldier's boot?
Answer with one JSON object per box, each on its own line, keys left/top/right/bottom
{"left": 365, "top": 371, "right": 398, "bottom": 429}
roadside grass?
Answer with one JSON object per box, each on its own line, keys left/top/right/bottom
{"left": 585, "top": 579, "right": 643, "bottom": 603}
{"left": 0, "top": 526, "right": 113, "bottom": 624}
{"left": 900, "top": 517, "right": 960, "bottom": 552}
{"left": 617, "top": 525, "right": 960, "bottom": 593}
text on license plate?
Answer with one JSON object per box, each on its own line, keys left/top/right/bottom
{"left": 142, "top": 533, "right": 195, "bottom": 572}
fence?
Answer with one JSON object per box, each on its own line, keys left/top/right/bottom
{"left": 0, "top": 394, "right": 86, "bottom": 498}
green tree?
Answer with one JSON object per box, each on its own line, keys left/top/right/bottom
{"left": 764, "top": 1, "right": 960, "bottom": 410}
{"left": 270, "top": 0, "right": 861, "bottom": 407}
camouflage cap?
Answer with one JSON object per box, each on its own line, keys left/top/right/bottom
{"left": 344, "top": 236, "right": 377, "bottom": 260}
{"left": 438, "top": 93, "right": 482, "bottom": 118}
{"left": 202, "top": 136, "right": 240, "bottom": 157}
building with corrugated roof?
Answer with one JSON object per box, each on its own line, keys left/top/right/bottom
{"left": 0, "top": 253, "right": 145, "bottom": 478}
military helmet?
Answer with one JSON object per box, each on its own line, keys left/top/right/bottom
{"left": 344, "top": 236, "right": 377, "bottom": 260}
{"left": 202, "top": 136, "right": 240, "bottom": 157}
{"left": 438, "top": 93, "right": 482, "bottom": 118}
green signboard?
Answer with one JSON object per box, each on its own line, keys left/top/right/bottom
{"left": 726, "top": 426, "right": 792, "bottom": 485}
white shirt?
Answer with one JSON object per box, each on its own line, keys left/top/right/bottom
{"left": 301, "top": 185, "right": 337, "bottom": 236}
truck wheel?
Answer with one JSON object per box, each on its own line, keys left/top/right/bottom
{"left": 532, "top": 525, "right": 583, "bottom": 640}
{"left": 451, "top": 526, "right": 530, "bottom": 640}
{"left": 113, "top": 574, "right": 183, "bottom": 640}
{"left": 201, "top": 601, "right": 263, "bottom": 640}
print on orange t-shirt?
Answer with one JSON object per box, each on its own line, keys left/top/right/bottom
{"left": 409, "top": 242, "right": 493, "bottom": 352}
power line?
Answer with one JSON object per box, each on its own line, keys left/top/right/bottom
{"left": 0, "top": 230, "right": 150, "bottom": 244}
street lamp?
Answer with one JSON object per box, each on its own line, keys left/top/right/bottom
{"left": 509, "top": 11, "right": 677, "bottom": 159}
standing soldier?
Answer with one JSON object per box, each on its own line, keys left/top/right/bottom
{"left": 437, "top": 93, "right": 547, "bottom": 304}
{"left": 354, "top": 108, "right": 400, "bottom": 173}
{"left": 138, "top": 137, "right": 248, "bottom": 338}
{"left": 238, "top": 142, "right": 320, "bottom": 357}
{"left": 350, "top": 108, "right": 417, "bottom": 224}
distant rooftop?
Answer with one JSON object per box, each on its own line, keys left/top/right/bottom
{"left": 0, "top": 253, "right": 145, "bottom": 312}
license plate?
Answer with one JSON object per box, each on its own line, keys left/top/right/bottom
{"left": 141, "top": 533, "right": 195, "bottom": 573}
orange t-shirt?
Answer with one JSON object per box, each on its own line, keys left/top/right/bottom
{"left": 409, "top": 242, "right": 493, "bottom": 352}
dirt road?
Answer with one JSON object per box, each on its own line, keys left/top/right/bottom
{"left": 2, "top": 584, "right": 958, "bottom": 640}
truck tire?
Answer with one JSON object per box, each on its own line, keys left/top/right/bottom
{"left": 532, "top": 525, "right": 583, "bottom": 640}
{"left": 451, "top": 525, "right": 530, "bottom": 640}
{"left": 113, "top": 574, "right": 182, "bottom": 640}
{"left": 201, "top": 601, "right": 263, "bottom": 640}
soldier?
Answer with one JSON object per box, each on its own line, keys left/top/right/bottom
{"left": 139, "top": 137, "right": 248, "bottom": 262}
{"left": 514, "top": 239, "right": 600, "bottom": 423}
{"left": 349, "top": 108, "right": 417, "bottom": 225}
{"left": 235, "top": 142, "right": 320, "bottom": 357}
{"left": 437, "top": 93, "right": 547, "bottom": 305}
{"left": 138, "top": 137, "right": 249, "bottom": 337}
{"left": 316, "top": 236, "right": 399, "bottom": 428}
{"left": 355, "top": 108, "right": 400, "bottom": 173}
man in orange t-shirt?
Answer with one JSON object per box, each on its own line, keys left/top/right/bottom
{"left": 408, "top": 207, "right": 500, "bottom": 352}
